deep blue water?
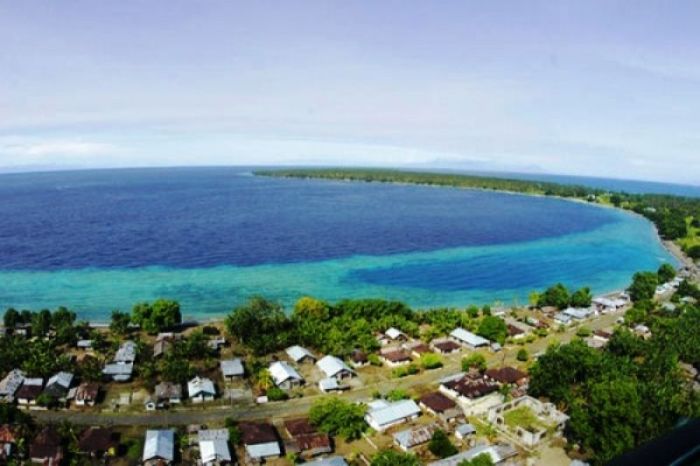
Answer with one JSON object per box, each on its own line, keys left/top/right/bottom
{"left": 0, "top": 167, "right": 675, "bottom": 318}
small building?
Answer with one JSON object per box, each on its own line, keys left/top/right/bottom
{"left": 154, "top": 382, "right": 183, "bottom": 406}
{"left": 406, "top": 342, "right": 431, "bottom": 358}
{"left": 487, "top": 395, "right": 569, "bottom": 447}
{"left": 427, "top": 443, "right": 518, "bottom": 466}
{"left": 43, "top": 371, "right": 74, "bottom": 402}
{"left": 563, "top": 307, "right": 592, "bottom": 320}
{"left": 286, "top": 345, "right": 316, "bottom": 364}
{"left": 269, "top": 361, "right": 304, "bottom": 389}
{"left": 239, "top": 422, "right": 281, "bottom": 463}
{"left": 316, "top": 355, "right": 355, "bottom": 380}
{"left": 74, "top": 382, "right": 100, "bottom": 406}
{"left": 318, "top": 378, "right": 348, "bottom": 393}
{"left": 439, "top": 373, "right": 501, "bottom": 415}
{"left": 299, "top": 457, "right": 348, "bottom": 466}
{"left": 450, "top": 328, "right": 489, "bottom": 348}
{"left": 77, "top": 427, "right": 118, "bottom": 458}
{"left": 485, "top": 367, "right": 528, "bottom": 386}
{"left": 114, "top": 341, "right": 137, "bottom": 363}
{"left": 507, "top": 324, "right": 525, "bottom": 339}
{"left": 364, "top": 399, "right": 421, "bottom": 432}
{"left": 198, "top": 429, "right": 232, "bottom": 465}
{"left": 454, "top": 423, "right": 476, "bottom": 441}
{"left": 76, "top": 339, "right": 93, "bottom": 350}
{"left": 553, "top": 312, "right": 572, "bottom": 326}
{"left": 284, "top": 418, "right": 332, "bottom": 459}
{"left": 188, "top": 376, "right": 216, "bottom": 403}
{"left": 432, "top": 339, "right": 461, "bottom": 355}
{"left": 220, "top": 358, "right": 245, "bottom": 381}
{"left": 16, "top": 378, "right": 43, "bottom": 406}
{"left": 379, "top": 348, "right": 412, "bottom": 367}
{"left": 153, "top": 339, "right": 173, "bottom": 358}
{"left": 385, "top": 327, "right": 408, "bottom": 341}
{"left": 393, "top": 423, "right": 438, "bottom": 451}
{"left": 208, "top": 337, "right": 227, "bottom": 352}
{"left": 593, "top": 329, "right": 612, "bottom": 342}
{"left": 349, "top": 350, "right": 369, "bottom": 368}
{"left": 419, "top": 392, "right": 462, "bottom": 423}
{"left": 102, "top": 362, "right": 134, "bottom": 382}
{"left": 634, "top": 324, "right": 651, "bottom": 338}
{"left": 143, "top": 429, "right": 175, "bottom": 466}
{"left": 0, "top": 369, "right": 25, "bottom": 403}
{"left": 29, "top": 426, "right": 64, "bottom": 465}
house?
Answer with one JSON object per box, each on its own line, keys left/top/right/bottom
{"left": 153, "top": 381, "right": 183, "bottom": 407}
{"left": 385, "top": 327, "right": 408, "bottom": 341}
{"left": 286, "top": 345, "right": 316, "bottom": 364}
{"left": 77, "top": 427, "right": 118, "bottom": 458}
{"left": 102, "top": 362, "right": 134, "bottom": 382}
{"left": 76, "top": 339, "right": 93, "bottom": 350}
{"left": 284, "top": 418, "right": 332, "bottom": 459}
{"left": 188, "top": 376, "right": 216, "bottom": 403}
{"left": 0, "top": 424, "right": 18, "bottom": 462}
{"left": 153, "top": 339, "right": 173, "bottom": 358}
{"left": 487, "top": 396, "right": 569, "bottom": 447}
{"left": 406, "top": 342, "right": 431, "bottom": 358}
{"left": 393, "top": 423, "right": 438, "bottom": 451}
{"left": 239, "top": 422, "right": 281, "bottom": 463}
{"left": 450, "top": 328, "right": 489, "bottom": 348}
{"left": 349, "top": 350, "right": 369, "bottom": 368}
{"left": 143, "top": 429, "right": 175, "bottom": 466}
{"left": 427, "top": 443, "right": 518, "bottom": 466}
{"left": 220, "top": 358, "right": 245, "bottom": 381}
{"left": 563, "top": 307, "right": 593, "bottom": 320}
{"left": 439, "top": 373, "right": 501, "bottom": 415}
{"left": 0, "top": 369, "right": 25, "bottom": 402}
{"left": 593, "top": 329, "right": 613, "bottom": 342}
{"left": 507, "top": 324, "right": 525, "bottom": 339}
{"left": 318, "top": 378, "right": 348, "bottom": 393}
{"left": 379, "top": 348, "right": 412, "bottom": 367}
{"left": 74, "top": 382, "right": 100, "bottom": 406}
{"left": 485, "top": 367, "right": 528, "bottom": 386}
{"left": 418, "top": 392, "right": 462, "bottom": 423}
{"left": 454, "top": 423, "right": 476, "bottom": 441}
{"left": 208, "top": 337, "right": 227, "bottom": 352}
{"left": 43, "top": 371, "right": 74, "bottom": 402}
{"left": 364, "top": 399, "right": 421, "bottom": 432}
{"left": 553, "top": 312, "right": 572, "bottom": 326}
{"left": 634, "top": 324, "right": 651, "bottom": 338}
{"left": 316, "top": 355, "right": 355, "bottom": 380}
{"left": 29, "top": 426, "right": 63, "bottom": 465}
{"left": 198, "top": 429, "right": 232, "bottom": 465}
{"left": 432, "top": 339, "right": 461, "bottom": 354}
{"left": 16, "top": 378, "right": 43, "bottom": 406}
{"left": 269, "top": 361, "right": 304, "bottom": 389}
{"left": 299, "top": 457, "right": 348, "bottom": 466}
{"left": 115, "top": 341, "right": 137, "bottom": 363}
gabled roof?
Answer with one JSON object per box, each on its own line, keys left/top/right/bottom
{"left": 221, "top": 358, "right": 244, "bottom": 377}
{"left": 455, "top": 423, "right": 476, "bottom": 437}
{"left": 75, "top": 382, "right": 99, "bottom": 401}
{"left": 316, "top": 355, "right": 354, "bottom": 378}
{"left": 284, "top": 418, "right": 316, "bottom": 437}
{"left": 188, "top": 376, "right": 215, "bottom": 397}
{"left": 0, "top": 369, "right": 25, "bottom": 397}
{"left": 450, "top": 328, "right": 489, "bottom": 347}
{"left": 286, "top": 345, "right": 316, "bottom": 362}
{"left": 385, "top": 327, "right": 406, "bottom": 340}
{"left": 78, "top": 427, "right": 117, "bottom": 453}
{"left": 114, "top": 341, "right": 137, "bottom": 363}
{"left": 143, "top": 429, "right": 175, "bottom": 462}
{"left": 240, "top": 422, "right": 280, "bottom": 458}
{"left": 427, "top": 443, "right": 518, "bottom": 466}
{"left": 365, "top": 399, "right": 421, "bottom": 427}
{"left": 393, "top": 424, "right": 438, "bottom": 449}
{"left": 0, "top": 424, "right": 18, "bottom": 443}
{"left": 200, "top": 439, "right": 231, "bottom": 463}
{"left": 485, "top": 367, "right": 528, "bottom": 384}
{"left": 269, "top": 361, "right": 303, "bottom": 386}
{"left": 29, "top": 426, "right": 62, "bottom": 460}
{"left": 102, "top": 362, "right": 134, "bottom": 380}
{"left": 381, "top": 349, "right": 411, "bottom": 362}
{"left": 198, "top": 429, "right": 229, "bottom": 442}
{"left": 155, "top": 382, "right": 182, "bottom": 400}
{"left": 300, "top": 456, "right": 349, "bottom": 466}
{"left": 419, "top": 392, "right": 457, "bottom": 413}
{"left": 46, "top": 371, "right": 74, "bottom": 390}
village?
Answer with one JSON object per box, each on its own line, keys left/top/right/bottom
{"left": 0, "top": 265, "right": 698, "bottom": 466}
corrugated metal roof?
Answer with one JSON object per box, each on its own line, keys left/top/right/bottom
{"left": 220, "top": 358, "right": 244, "bottom": 377}
{"left": 114, "top": 341, "right": 137, "bottom": 363}
{"left": 316, "top": 355, "right": 354, "bottom": 378}
{"left": 0, "top": 369, "right": 25, "bottom": 397}
{"left": 427, "top": 443, "right": 518, "bottom": 466}
{"left": 300, "top": 456, "right": 349, "bottom": 466}
{"left": 393, "top": 424, "right": 438, "bottom": 449}
{"left": 365, "top": 399, "right": 420, "bottom": 428}
{"left": 47, "top": 371, "right": 73, "bottom": 389}
{"left": 450, "top": 328, "right": 489, "bottom": 346}
{"left": 270, "top": 361, "right": 303, "bottom": 386}
{"left": 246, "top": 441, "right": 281, "bottom": 459}
{"left": 286, "top": 345, "right": 315, "bottom": 362}
{"left": 188, "top": 376, "right": 215, "bottom": 397}
{"left": 200, "top": 439, "right": 231, "bottom": 463}
{"left": 143, "top": 429, "right": 174, "bottom": 462}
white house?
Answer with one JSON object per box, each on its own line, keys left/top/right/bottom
{"left": 220, "top": 359, "right": 245, "bottom": 381}
{"left": 450, "top": 328, "right": 489, "bottom": 348}
{"left": 286, "top": 345, "right": 316, "bottom": 363}
{"left": 188, "top": 376, "right": 216, "bottom": 403}
{"left": 269, "top": 361, "right": 304, "bottom": 389}
{"left": 316, "top": 356, "right": 355, "bottom": 380}
{"left": 143, "top": 430, "right": 175, "bottom": 466}
{"left": 364, "top": 399, "right": 421, "bottom": 432}
{"left": 385, "top": 327, "right": 408, "bottom": 341}
{"left": 114, "top": 341, "right": 137, "bottom": 363}
{"left": 198, "top": 429, "right": 231, "bottom": 465}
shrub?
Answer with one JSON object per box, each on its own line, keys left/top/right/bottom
{"left": 266, "top": 387, "right": 289, "bottom": 401}
{"left": 428, "top": 429, "right": 458, "bottom": 458}
{"left": 420, "top": 353, "right": 443, "bottom": 370}
{"left": 461, "top": 353, "right": 486, "bottom": 372}
{"left": 368, "top": 354, "right": 382, "bottom": 366}
{"left": 386, "top": 389, "right": 409, "bottom": 401}
{"left": 516, "top": 348, "right": 529, "bottom": 362}
{"left": 392, "top": 364, "right": 419, "bottom": 378}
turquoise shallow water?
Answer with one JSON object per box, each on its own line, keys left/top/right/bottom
{"left": 0, "top": 208, "right": 674, "bottom": 321}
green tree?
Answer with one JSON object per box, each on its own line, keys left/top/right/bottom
{"left": 3, "top": 308, "right": 19, "bottom": 329}
{"left": 131, "top": 299, "right": 181, "bottom": 334}
{"left": 657, "top": 263, "right": 676, "bottom": 284}
{"left": 309, "top": 397, "right": 367, "bottom": 440}
{"left": 109, "top": 310, "right": 131, "bottom": 336}
{"left": 428, "top": 429, "right": 458, "bottom": 458}
{"left": 570, "top": 287, "right": 593, "bottom": 308}
{"left": 159, "top": 354, "right": 192, "bottom": 384}
{"left": 477, "top": 316, "right": 507, "bottom": 344}
{"left": 627, "top": 272, "right": 658, "bottom": 302}
{"left": 461, "top": 353, "right": 487, "bottom": 372}
{"left": 538, "top": 283, "right": 570, "bottom": 309}
{"left": 516, "top": 348, "right": 529, "bottom": 361}
{"left": 458, "top": 453, "right": 495, "bottom": 466}
{"left": 420, "top": 353, "right": 443, "bottom": 370}
{"left": 225, "top": 296, "right": 290, "bottom": 355}
{"left": 385, "top": 389, "right": 408, "bottom": 401}
{"left": 31, "top": 309, "right": 52, "bottom": 337}
{"left": 371, "top": 450, "right": 420, "bottom": 466}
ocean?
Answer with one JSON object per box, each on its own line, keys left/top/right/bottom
{"left": 0, "top": 167, "right": 675, "bottom": 320}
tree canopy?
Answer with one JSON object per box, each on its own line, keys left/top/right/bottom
{"left": 131, "top": 299, "right": 181, "bottom": 333}
{"left": 308, "top": 397, "right": 367, "bottom": 440}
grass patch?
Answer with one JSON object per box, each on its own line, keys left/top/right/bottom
{"left": 503, "top": 406, "right": 547, "bottom": 433}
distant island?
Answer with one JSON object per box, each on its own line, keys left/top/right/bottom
{"left": 257, "top": 167, "right": 700, "bottom": 261}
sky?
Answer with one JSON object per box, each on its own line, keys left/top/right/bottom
{"left": 1, "top": 1, "right": 699, "bottom": 184}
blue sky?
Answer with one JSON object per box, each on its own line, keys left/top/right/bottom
{"left": 1, "top": 1, "right": 699, "bottom": 184}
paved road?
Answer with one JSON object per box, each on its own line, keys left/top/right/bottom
{"left": 31, "top": 312, "right": 622, "bottom": 427}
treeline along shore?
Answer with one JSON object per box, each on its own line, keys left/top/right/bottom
{"left": 256, "top": 168, "right": 700, "bottom": 260}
